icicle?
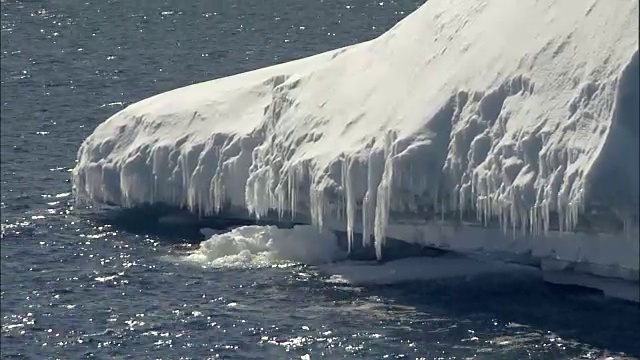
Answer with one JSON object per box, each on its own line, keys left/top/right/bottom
{"left": 309, "top": 169, "right": 326, "bottom": 230}
{"left": 373, "top": 132, "right": 397, "bottom": 260}
{"left": 374, "top": 163, "right": 392, "bottom": 260}
{"left": 341, "top": 156, "right": 356, "bottom": 254}
{"left": 500, "top": 201, "right": 508, "bottom": 235}
{"left": 362, "top": 150, "right": 384, "bottom": 248}
{"left": 530, "top": 207, "right": 537, "bottom": 236}
{"left": 288, "top": 166, "right": 297, "bottom": 220}
{"left": 543, "top": 199, "right": 549, "bottom": 234}
{"left": 520, "top": 208, "right": 528, "bottom": 236}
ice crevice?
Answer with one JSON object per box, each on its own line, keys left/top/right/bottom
{"left": 73, "top": 0, "right": 639, "bottom": 296}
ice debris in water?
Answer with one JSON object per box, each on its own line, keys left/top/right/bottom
{"left": 184, "top": 225, "right": 347, "bottom": 268}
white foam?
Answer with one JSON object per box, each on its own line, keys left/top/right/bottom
{"left": 73, "top": 0, "right": 639, "bottom": 292}
{"left": 182, "top": 225, "right": 347, "bottom": 268}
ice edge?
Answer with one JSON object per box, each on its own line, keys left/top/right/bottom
{"left": 72, "top": 0, "right": 639, "bottom": 299}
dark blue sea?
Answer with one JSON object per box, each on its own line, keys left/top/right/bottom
{"left": 1, "top": 0, "right": 639, "bottom": 358}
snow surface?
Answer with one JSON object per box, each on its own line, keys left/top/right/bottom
{"left": 73, "top": 0, "right": 639, "bottom": 292}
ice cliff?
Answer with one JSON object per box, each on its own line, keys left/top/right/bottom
{"left": 73, "top": 0, "right": 639, "bottom": 296}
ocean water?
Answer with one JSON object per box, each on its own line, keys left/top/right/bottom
{"left": 1, "top": 0, "right": 639, "bottom": 359}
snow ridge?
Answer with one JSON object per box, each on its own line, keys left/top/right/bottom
{"left": 73, "top": 0, "right": 639, "bottom": 267}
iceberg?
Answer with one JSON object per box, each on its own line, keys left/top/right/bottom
{"left": 73, "top": 0, "right": 639, "bottom": 299}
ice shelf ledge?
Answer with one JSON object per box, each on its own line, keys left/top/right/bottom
{"left": 72, "top": 0, "right": 639, "bottom": 281}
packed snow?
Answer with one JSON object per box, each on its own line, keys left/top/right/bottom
{"left": 73, "top": 0, "right": 639, "bottom": 297}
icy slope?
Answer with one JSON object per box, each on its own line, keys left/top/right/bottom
{"left": 74, "top": 0, "right": 639, "bottom": 275}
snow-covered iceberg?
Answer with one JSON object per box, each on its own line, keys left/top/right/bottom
{"left": 73, "top": 0, "right": 639, "bottom": 299}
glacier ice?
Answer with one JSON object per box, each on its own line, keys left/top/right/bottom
{"left": 73, "top": 0, "right": 639, "bottom": 296}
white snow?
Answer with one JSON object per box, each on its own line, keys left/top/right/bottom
{"left": 73, "top": 0, "right": 639, "bottom": 296}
